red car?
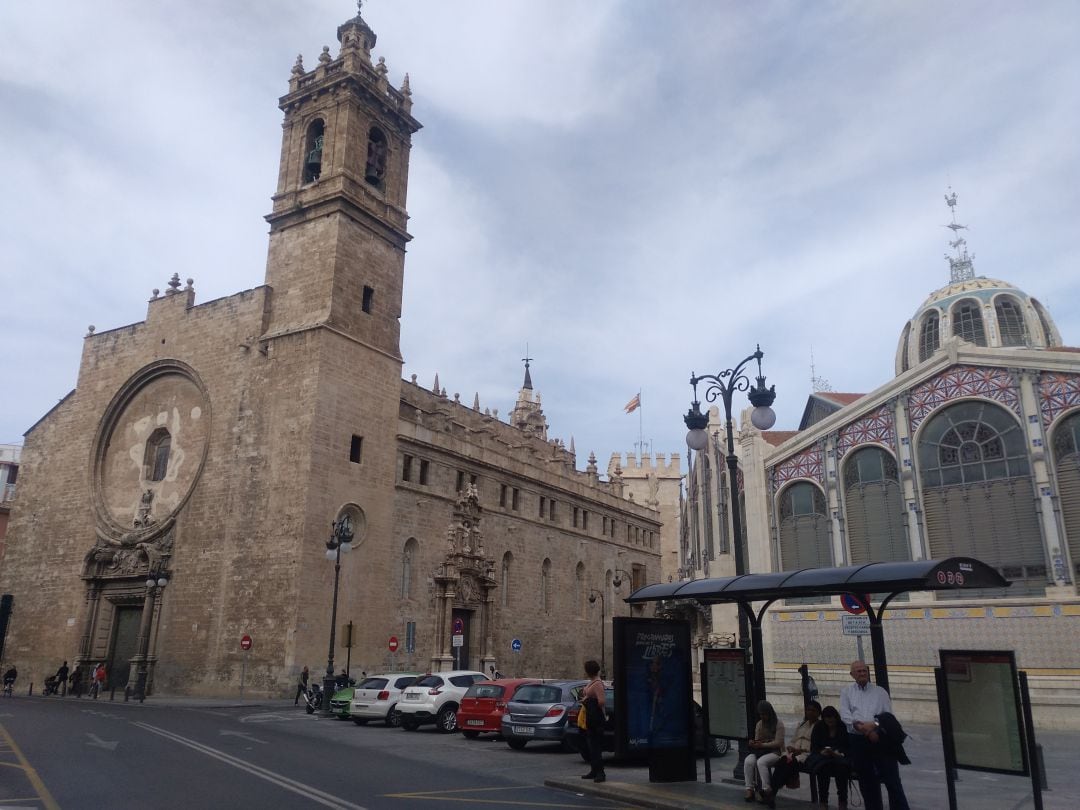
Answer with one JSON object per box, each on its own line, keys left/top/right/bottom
{"left": 456, "top": 678, "right": 538, "bottom": 738}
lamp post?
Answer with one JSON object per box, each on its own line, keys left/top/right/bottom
{"left": 321, "top": 514, "right": 354, "bottom": 716}
{"left": 131, "top": 572, "right": 168, "bottom": 702}
{"left": 588, "top": 589, "right": 606, "bottom": 679}
{"left": 684, "top": 344, "right": 776, "bottom": 778}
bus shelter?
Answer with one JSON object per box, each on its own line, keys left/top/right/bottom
{"left": 626, "top": 556, "right": 1008, "bottom": 701}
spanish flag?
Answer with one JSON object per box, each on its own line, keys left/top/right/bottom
{"left": 623, "top": 393, "right": 641, "bottom": 414}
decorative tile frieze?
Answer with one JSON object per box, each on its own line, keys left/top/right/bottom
{"left": 836, "top": 404, "right": 896, "bottom": 460}
{"left": 908, "top": 365, "right": 1020, "bottom": 434}
{"left": 1038, "top": 372, "right": 1080, "bottom": 428}
{"left": 771, "top": 444, "right": 824, "bottom": 487}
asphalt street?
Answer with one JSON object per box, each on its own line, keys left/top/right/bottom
{"left": 0, "top": 696, "right": 632, "bottom": 810}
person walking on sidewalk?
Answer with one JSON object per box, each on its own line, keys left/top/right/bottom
{"left": 89, "top": 663, "right": 106, "bottom": 699}
{"left": 295, "top": 666, "right": 309, "bottom": 706}
{"left": 580, "top": 659, "right": 607, "bottom": 783}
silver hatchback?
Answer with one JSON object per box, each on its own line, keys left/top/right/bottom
{"left": 501, "top": 679, "right": 588, "bottom": 750}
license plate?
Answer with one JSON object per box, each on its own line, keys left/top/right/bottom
{"left": 406, "top": 693, "right": 420, "bottom": 700}
{"left": 466, "top": 720, "right": 484, "bottom": 726}
{"left": 512, "top": 726, "right": 534, "bottom": 735}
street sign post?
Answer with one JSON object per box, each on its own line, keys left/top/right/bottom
{"left": 388, "top": 636, "right": 399, "bottom": 653}
{"left": 842, "top": 614, "right": 870, "bottom": 635}
{"left": 452, "top": 634, "right": 464, "bottom": 647}
{"left": 511, "top": 638, "right": 522, "bottom": 653}
{"left": 239, "top": 634, "right": 252, "bottom": 699}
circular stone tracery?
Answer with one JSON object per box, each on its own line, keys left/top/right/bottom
{"left": 92, "top": 361, "right": 211, "bottom": 536}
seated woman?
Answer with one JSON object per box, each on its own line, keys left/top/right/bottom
{"left": 808, "top": 705, "right": 851, "bottom": 810}
{"left": 770, "top": 701, "right": 821, "bottom": 798}
{"left": 744, "top": 700, "right": 785, "bottom": 805}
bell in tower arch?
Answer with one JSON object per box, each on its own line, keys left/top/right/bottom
{"left": 303, "top": 120, "right": 325, "bottom": 183}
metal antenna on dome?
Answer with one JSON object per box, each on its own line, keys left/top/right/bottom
{"left": 944, "top": 187, "right": 975, "bottom": 283}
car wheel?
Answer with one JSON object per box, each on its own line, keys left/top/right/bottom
{"left": 711, "top": 736, "right": 730, "bottom": 756}
{"left": 401, "top": 718, "right": 419, "bottom": 731}
{"left": 385, "top": 706, "right": 401, "bottom": 727}
{"left": 352, "top": 718, "right": 368, "bottom": 726}
{"left": 462, "top": 730, "right": 480, "bottom": 739}
{"left": 436, "top": 706, "right": 458, "bottom": 733}
{"left": 507, "top": 739, "right": 528, "bottom": 750}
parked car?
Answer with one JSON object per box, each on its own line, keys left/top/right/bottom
{"left": 564, "top": 689, "right": 730, "bottom": 760}
{"left": 501, "top": 679, "right": 588, "bottom": 750}
{"left": 350, "top": 673, "right": 420, "bottom": 727}
{"left": 397, "top": 670, "right": 487, "bottom": 732}
{"left": 329, "top": 686, "right": 357, "bottom": 719}
{"left": 455, "top": 678, "right": 538, "bottom": 738}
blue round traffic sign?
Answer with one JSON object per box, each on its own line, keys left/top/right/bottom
{"left": 841, "top": 593, "right": 868, "bottom": 615}
{"left": 511, "top": 638, "right": 522, "bottom": 652}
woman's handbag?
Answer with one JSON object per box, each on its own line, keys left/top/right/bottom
{"left": 784, "top": 757, "right": 801, "bottom": 789}
{"left": 577, "top": 702, "right": 588, "bottom": 730}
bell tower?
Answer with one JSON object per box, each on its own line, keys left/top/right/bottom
{"left": 264, "top": 3, "right": 421, "bottom": 354}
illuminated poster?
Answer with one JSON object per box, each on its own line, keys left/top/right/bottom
{"left": 614, "top": 618, "right": 692, "bottom": 752}
{"left": 703, "top": 648, "right": 749, "bottom": 740}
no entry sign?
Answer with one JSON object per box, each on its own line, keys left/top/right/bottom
{"left": 388, "top": 636, "right": 399, "bottom": 653}
{"left": 240, "top": 634, "right": 252, "bottom": 650}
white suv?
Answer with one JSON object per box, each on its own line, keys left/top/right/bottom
{"left": 397, "top": 670, "right": 486, "bottom": 732}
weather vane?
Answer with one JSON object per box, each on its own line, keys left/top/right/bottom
{"left": 944, "top": 187, "right": 975, "bottom": 283}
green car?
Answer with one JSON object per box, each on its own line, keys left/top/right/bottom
{"left": 329, "top": 686, "right": 356, "bottom": 719}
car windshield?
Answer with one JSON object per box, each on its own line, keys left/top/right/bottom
{"left": 465, "top": 684, "right": 504, "bottom": 699}
{"left": 358, "top": 678, "right": 388, "bottom": 690}
{"left": 414, "top": 675, "right": 442, "bottom": 688}
{"left": 513, "top": 685, "right": 562, "bottom": 704}
{"left": 449, "top": 674, "right": 481, "bottom": 687}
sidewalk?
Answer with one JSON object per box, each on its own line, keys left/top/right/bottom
{"left": 545, "top": 772, "right": 819, "bottom": 810}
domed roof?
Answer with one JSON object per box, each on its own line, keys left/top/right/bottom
{"left": 895, "top": 191, "right": 1061, "bottom": 375}
{"left": 895, "top": 275, "right": 1061, "bottom": 376}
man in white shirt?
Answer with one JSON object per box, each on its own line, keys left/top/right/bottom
{"left": 840, "top": 661, "right": 909, "bottom": 810}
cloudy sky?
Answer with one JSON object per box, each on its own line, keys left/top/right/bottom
{"left": 2, "top": 1, "right": 1078, "bottom": 470}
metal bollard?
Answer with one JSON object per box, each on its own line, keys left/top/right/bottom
{"left": 28, "top": 682, "right": 33, "bottom": 696}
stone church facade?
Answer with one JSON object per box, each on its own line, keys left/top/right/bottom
{"left": 0, "top": 9, "right": 663, "bottom": 696}
{"left": 680, "top": 201, "right": 1080, "bottom": 727}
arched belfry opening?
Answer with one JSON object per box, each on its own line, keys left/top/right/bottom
{"left": 303, "top": 118, "right": 325, "bottom": 183}
{"left": 365, "top": 126, "right": 387, "bottom": 186}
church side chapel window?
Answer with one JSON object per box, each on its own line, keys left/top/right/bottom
{"left": 1052, "top": 411, "right": 1080, "bottom": 578}
{"left": 918, "top": 400, "right": 1044, "bottom": 596}
{"left": 365, "top": 126, "right": 388, "bottom": 187}
{"left": 951, "top": 299, "right": 987, "bottom": 346}
{"left": 778, "top": 481, "right": 831, "bottom": 603}
{"left": 303, "top": 119, "right": 325, "bottom": 183}
{"left": 401, "top": 538, "right": 418, "bottom": 599}
{"left": 143, "top": 428, "right": 171, "bottom": 482}
{"left": 501, "top": 551, "right": 513, "bottom": 607}
{"left": 843, "top": 447, "right": 909, "bottom": 567}
{"left": 575, "top": 561, "right": 586, "bottom": 617}
{"left": 540, "top": 558, "right": 552, "bottom": 613}
{"left": 995, "top": 296, "right": 1028, "bottom": 347}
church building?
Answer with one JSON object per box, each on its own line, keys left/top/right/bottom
{"left": 0, "top": 8, "right": 669, "bottom": 696}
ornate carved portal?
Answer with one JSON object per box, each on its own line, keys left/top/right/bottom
{"left": 431, "top": 486, "right": 498, "bottom": 673}
{"left": 79, "top": 489, "right": 175, "bottom": 694}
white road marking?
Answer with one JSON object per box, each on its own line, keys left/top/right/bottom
{"left": 85, "top": 732, "right": 119, "bottom": 751}
{"left": 239, "top": 712, "right": 310, "bottom": 724}
{"left": 220, "top": 729, "right": 268, "bottom": 744}
{"left": 133, "top": 721, "right": 367, "bottom": 810}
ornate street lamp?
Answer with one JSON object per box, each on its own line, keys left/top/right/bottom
{"left": 131, "top": 572, "right": 168, "bottom": 702}
{"left": 321, "top": 514, "right": 353, "bottom": 716}
{"left": 587, "top": 589, "right": 606, "bottom": 680}
{"left": 684, "top": 344, "right": 776, "bottom": 778}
